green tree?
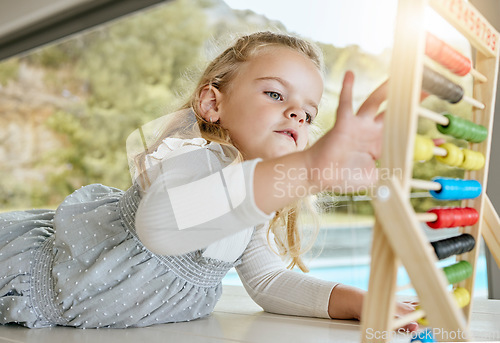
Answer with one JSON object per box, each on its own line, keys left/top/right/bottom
{"left": 42, "top": 0, "right": 210, "bottom": 200}
{"left": 0, "top": 58, "right": 19, "bottom": 86}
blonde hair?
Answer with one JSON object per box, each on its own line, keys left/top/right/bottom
{"left": 138, "top": 31, "right": 324, "bottom": 272}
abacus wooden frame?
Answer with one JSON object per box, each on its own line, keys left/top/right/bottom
{"left": 360, "top": 0, "right": 500, "bottom": 342}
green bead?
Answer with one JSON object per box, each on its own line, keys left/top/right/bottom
{"left": 470, "top": 125, "right": 488, "bottom": 143}
{"left": 443, "top": 261, "right": 473, "bottom": 284}
{"left": 437, "top": 114, "right": 455, "bottom": 135}
{"left": 437, "top": 113, "right": 487, "bottom": 143}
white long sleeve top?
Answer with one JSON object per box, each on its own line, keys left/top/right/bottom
{"left": 134, "top": 137, "right": 337, "bottom": 319}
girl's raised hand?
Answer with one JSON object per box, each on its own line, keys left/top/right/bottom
{"left": 306, "top": 71, "right": 387, "bottom": 193}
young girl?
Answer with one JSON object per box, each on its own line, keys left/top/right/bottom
{"left": 0, "top": 32, "right": 417, "bottom": 330}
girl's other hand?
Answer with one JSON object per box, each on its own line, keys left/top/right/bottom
{"left": 328, "top": 285, "right": 418, "bottom": 333}
{"left": 395, "top": 301, "right": 419, "bottom": 333}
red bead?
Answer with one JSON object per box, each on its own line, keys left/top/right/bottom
{"left": 426, "top": 207, "right": 479, "bottom": 229}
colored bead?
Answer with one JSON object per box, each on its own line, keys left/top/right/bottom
{"left": 426, "top": 32, "right": 472, "bottom": 77}
{"left": 437, "top": 114, "right": 487, "bottom": 143}
{"left": 430, "top": 178, "right": 482, "bottom": 200}
{"left": 435, "top": 142, "right": 485, "bottom": 170}
{"left": 422, "top": 66, "right": 464, "bottom": 104}
{"left": 426, "top": 207, "right": 479, "bottom": 229}
{"left": 436, "top": 143, "right": 464, "bottom": 167}
{"left": 461, "top": 149, "right": 485, "bottom": 170}
{"left": 414, "top": 135, "right": 435, "bottom": 161}
{"left": 411, "top": 328, "right": 436, "bottom": 342}
{"left": 430, "top": 233, "right": 475, "bottom": 260}
{"left": 453, "top": 287, "right": 471, "bottom": 308}
{"left": 443, "top": 261, "right": 473, "bottom": 284}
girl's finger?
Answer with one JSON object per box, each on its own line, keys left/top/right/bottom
{"left": 403, "top": 321, "right": 419, "bottom": 333}
{"left": 336, "top": 71, "right": 355, "bottom": 122}
{"left": 357, "top": 79, "right": 389, "bottom": 118}
{"left": 421, "top": 91, "right": 430, "bottom": 101}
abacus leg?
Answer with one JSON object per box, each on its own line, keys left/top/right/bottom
{"left": 361, "top": 223, "right": 398, "bottom": 343}
{"left": 482, "top": 196, "right": 500, "bottom": 267}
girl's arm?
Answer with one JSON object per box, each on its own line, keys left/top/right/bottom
{"left": 238, "top": 225, "right": 417, "bottom": 331}
{"left": 235, "top": 226, "right": 337, "bottom": 319}
{"left": 135, "top": 146, "right": 274, "bottom": 256}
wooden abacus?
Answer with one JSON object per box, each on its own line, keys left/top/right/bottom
{"left": 360, "top": 0, "right": 500, "bottom": 342}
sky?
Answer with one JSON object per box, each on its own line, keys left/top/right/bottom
{"left": 222, "top": 0, "right": 464, "bottom": 55}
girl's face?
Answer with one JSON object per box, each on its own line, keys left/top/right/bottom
{"left": 218, "top": 46, "right": 323, "bottom": 160}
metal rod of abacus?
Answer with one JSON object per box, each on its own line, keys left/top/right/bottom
{"left": 417, "top": 107, "right": 450, "bottom": 125}
{"left": 410, "top": 179, "right": 442, "bottom": 191}
{"left": 462, "top": 94, "right": 485, "bottom": 109}
{"left": 415, "top": 212, "right": 439, "bottom": 222}
{"left": 469, "top": 68, "right": 487, "bottom": 83}
{"left": 390, "top": 310, "right": 426, "bottom": 332}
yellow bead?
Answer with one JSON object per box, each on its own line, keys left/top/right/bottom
{"left": 461, "top": 149, "right": 485, "bottom": 170}
{"left": 436, "top": 143, "right": 464, "bottom": 167}
{"left": 414, "top": 135, "right": 435, "bottom": 161}
{"left": 453, "top": 287, "right": 470, "bottom": 308}
{"left": 416, "top": 288, "right": 470, "bottom": 326}
{"left": 415, "top": 305, "right": 430, "bottom": 326}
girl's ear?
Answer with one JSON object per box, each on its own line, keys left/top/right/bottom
{"left": 199, "top": 85, "right": 222, "bottom": 123}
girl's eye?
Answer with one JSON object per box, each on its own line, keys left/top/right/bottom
{"left": 306, "top": 113, "right": 313, "bottom": 124}
{"left": 265, "top": 91, "right": 282, "bottom": 101}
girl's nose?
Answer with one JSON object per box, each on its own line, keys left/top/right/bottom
{"left": 286, "top": 110, "right": 305, "bottom": 124}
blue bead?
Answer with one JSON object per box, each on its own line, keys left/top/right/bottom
{"left": 430, "top": 177, "right": 481, "bottom": 200}
{"left": 411, "top": 329, "right": 436, "bottom": 342}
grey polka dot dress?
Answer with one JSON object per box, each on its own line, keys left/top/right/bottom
{"left": 0, "top": 183, "right": 233, "bottom": 328}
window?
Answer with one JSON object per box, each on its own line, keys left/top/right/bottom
{"left": 0, "top": 0, "right": 488, "bottom": 297}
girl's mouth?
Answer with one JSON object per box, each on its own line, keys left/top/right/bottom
{"left": 275, "top": 130, "right": 297, "bottom": 144}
